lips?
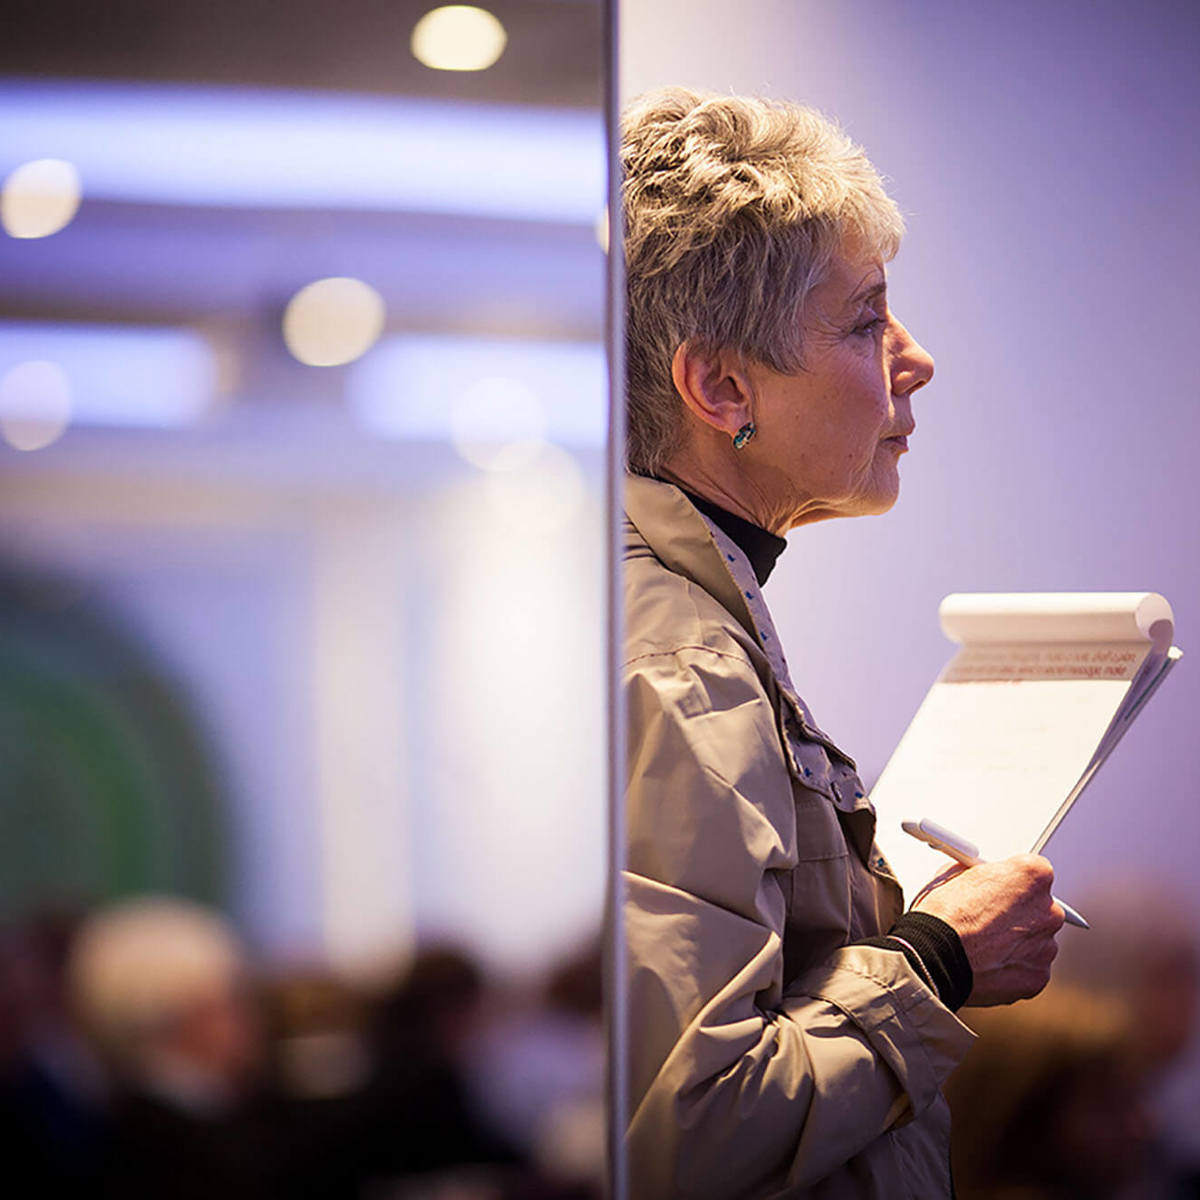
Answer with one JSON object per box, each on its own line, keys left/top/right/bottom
{"left": 883, "top": 427, "right": 914, "bottom": 450}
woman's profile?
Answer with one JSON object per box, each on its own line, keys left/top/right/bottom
{"left": 620, "top": 88, "right": 1066, "bottom": 1199}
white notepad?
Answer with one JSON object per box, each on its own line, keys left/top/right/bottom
{"left": 869, "top": 593, "right": 1182, "bottom": 903}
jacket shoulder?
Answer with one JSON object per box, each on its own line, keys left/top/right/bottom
{"left": 623, "top": 516, "right": 759, "bottom": 669}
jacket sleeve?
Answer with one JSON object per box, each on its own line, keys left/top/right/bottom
{"left": 624, "top": 646, "right": 974, "bottom": 1199}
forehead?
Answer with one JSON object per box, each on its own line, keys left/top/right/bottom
{"left": 816, "top": 249, "right": 888, "bottom": 313}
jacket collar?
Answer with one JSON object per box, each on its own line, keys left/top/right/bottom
{"left": 625, "top": 473, "right": 862, "bottom": 784}
{"left": 624, "top": 474, "right": 760, "bottom": 644}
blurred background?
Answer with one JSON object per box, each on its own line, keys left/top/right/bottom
{"left": 0, "top": 2, "right": 607, "bottom": 1196}
{"left": 7, "top": 0, "right": 1199, "bottom": 1194}
{"left": 624, "top": 0, "right": 1200, "bottom": 1195}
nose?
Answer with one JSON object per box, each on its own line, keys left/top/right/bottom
{"left": 890, "top": 318, "right": 934, "bottom": 396}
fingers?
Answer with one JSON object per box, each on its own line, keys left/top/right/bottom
{"left": 919, "top": 852, "right": 1067, "bottom": 1006}
{"left": 969, "top": 934, "right": 1058, "bottom": 1005}
{"left": 1008, "top": 855, "right": 1064, "bottom": 930}
{"left": 1024, "top": 921, "right": 1060, "bottom": 971}
{"left": 909, "top": 862, "right": 967, "bottom": 909}
{"left": 1010, "top": 853, "right": 1056, "bottom": 894}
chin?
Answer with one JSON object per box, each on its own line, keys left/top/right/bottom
{"left": 851, "top": 480, "right": 901, "bottom": 518}
{"left": 861, "top": 465, "right": 902, "bottom": 515}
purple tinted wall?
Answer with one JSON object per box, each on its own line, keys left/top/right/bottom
{"left": 624, "top": 0, "right": 1200, "bottom": 1146}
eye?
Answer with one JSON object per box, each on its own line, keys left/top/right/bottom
{"left": 851, "top": 315, "right": 886, "bottom": 338}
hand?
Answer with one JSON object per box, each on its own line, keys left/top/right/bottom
{"left": 911, "top": 854, "right": 1065, "bottom": 1006}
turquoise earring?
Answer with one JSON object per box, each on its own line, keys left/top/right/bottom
{"left": 733, "top": 421, "right": 756, "bottom": 450}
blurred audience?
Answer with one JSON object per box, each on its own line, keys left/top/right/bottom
{"left": 469, "top": 937, "right": 605, "bottom": 1197}
{"left": 1052, "top": 881, "right": 1198, "bottom": 1079}
{"left": 948, "top": 877, "right": 1200, "bottom": 1200}
{"left": 0, "top": 905, "right": 106, "bottom": 1195}
{"left": 66, "top": 896, "right": 279, "bottom": 1198}
{"left": 361, "top": 945, "right": 525, "bottom": 1186}
{"left": 6, "top": 883, "right": 1197, "bottom": 1200}
{"left": 1053, "top": 880, "right": 1200, "bottom": 1199}
{"left": 948, "top": 986, "right": 1148, "bottom": 1200}
{"left": 0, "top": 894, "right": 604, "bottom": 1198}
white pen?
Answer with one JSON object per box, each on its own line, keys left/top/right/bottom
{"left": 902, "top": 817, "right": 1090, "bottom": 930}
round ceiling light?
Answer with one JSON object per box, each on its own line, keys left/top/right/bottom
{"left": 1, "top": 159, "right": 82, "bottom": 239}
{"left": 0, "top": 360, "right": 73, "bottom": 451}
{"left": 282, "top": 277, "right": 386, "bottom": 367}
{"left": 411, "top": 6, "right": 508, "bottom": 72}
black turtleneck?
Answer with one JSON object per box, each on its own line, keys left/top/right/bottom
{"left": 680, "top": 489, "right": 787, "bottom": 586}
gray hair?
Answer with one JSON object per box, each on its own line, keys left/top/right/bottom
{"left": 622, "top": 87, "right": 905, "bottom": 475}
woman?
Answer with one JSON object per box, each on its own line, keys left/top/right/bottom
{"left": 621, "top": 89, "right": 1065, "bottom": 1199}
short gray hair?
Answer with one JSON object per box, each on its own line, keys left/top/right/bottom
{"left": 622, "top": 88, "right": 904, "bottom": 475}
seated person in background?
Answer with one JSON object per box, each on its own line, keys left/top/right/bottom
{"left": 365, "top": 944, "right": 523, "bottom": 1179}
{"left": 1052, "top": 880, "right": 1200, "bottom": 1198}
{"left": 945, "top": 986, "right": 1148, "bottom": 1200}
{"left": 0, "top": 906, "right": 107, "bottom": 1192}
{"left": 1053, "top": 881, "right": 1197, "bottom": 1082}
{"left": 67, "top": 896, "right": 277, "bottom": 1199}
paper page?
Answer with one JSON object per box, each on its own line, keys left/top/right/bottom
{"left": 1039, "top": 646, "right": 1185, "bottom": 852}
{"left": 870, "top": 593, "right": 1178, "bottom": 904}
{"left": 943, "top": 640, "right": 1150, "bottom": 683}
{"left": 872, "top": 676, "right": 1132, "bottom": 901}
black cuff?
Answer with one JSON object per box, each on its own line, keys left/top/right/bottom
{"left": 860, "top": 912, "right": 973, "bottom": 1011}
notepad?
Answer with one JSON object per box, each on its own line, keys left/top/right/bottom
{"left": 869, "top": 593, "right": 1182, "bottom": 903}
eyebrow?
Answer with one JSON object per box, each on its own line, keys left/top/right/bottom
{"left": 849, "top": 280, "right": 888, "bottom": 306}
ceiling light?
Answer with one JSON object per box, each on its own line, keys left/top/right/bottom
{"left": 347, "top": 333, "right": 606, "bottom": 447}
{"left": 1, "top": 158, "right": 82, "bottom": 239}
{"left": 0, "top": 81, "right": 603, "bottom": 223}
{"left": 282, "top": 278, "right": 386, "bottom": 367}
{"left": 0, "top": 360, "right": 73, "bottom": 450}
{"left": 411, "top": 6, "right": 507, "bottom": 72}
{"left": 0, "top": 321, "right": 216, "bottom": 428}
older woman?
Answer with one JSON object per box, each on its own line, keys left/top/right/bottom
{"left": 621, "top": 89, "right": 1065, "bottom": 1199}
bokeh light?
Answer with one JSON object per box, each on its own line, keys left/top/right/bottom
{"left": 282, "top": 277, "right": 386, "bottom": 367}
{"left": 594, "top": 207, "right": 609, "bottom": 253}
{"left": 450, "top": 376, "right": 548, "bottom": 471}
{"left": 1, "top": 158, "right": 82, "bottom": 239}
{"left": 483, "top": 442, "right": 586, "bottom": 534}
{"left": 411, "top": 6, "right": 508, "bottom": 72}
{"left": 0, "top": 360, "right": 73, "bottom": 450}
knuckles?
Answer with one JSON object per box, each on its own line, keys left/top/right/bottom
{"left": 1012, "top": 853, "right": 1055, "bottom": 886}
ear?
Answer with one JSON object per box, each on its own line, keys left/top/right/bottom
{"left": 670, "top": 341, "right": 754, "bottom": 438}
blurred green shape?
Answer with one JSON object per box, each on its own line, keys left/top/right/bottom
{"left": 0, "top": 569, "right": 227, "bottom": 918}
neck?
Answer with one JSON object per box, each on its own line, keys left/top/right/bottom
{"left": 659, "top": 448, "right": 785, "bottom": 536}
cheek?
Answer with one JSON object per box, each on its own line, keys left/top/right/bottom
{"left": 841, "top": 385, "right": 893, "bottom": 467}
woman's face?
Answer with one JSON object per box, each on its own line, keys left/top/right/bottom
{"left": 741, "top": 245, "right": 935, "bottom": 532}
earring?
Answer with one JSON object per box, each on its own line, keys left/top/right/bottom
{"left": 732, "top": 421, "right": 756, "bottom": 450}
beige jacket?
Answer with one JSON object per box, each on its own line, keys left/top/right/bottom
{"left": 623, "top": 476, "right": 974, "bottom": 1199}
